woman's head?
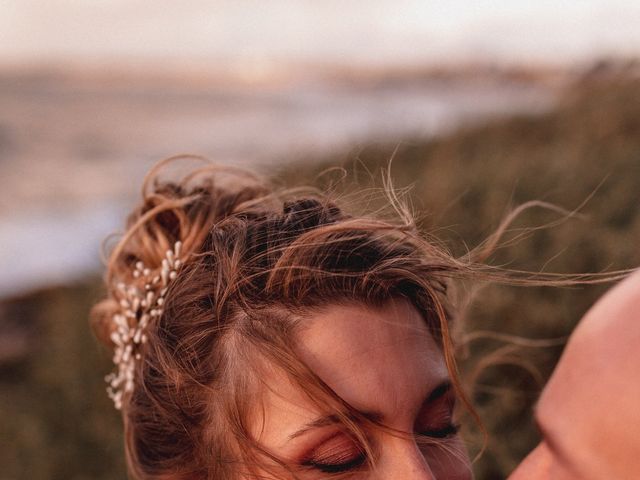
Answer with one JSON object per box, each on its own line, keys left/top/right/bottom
{"left": 91, "top": 158, "right": 473, "bottom": 479}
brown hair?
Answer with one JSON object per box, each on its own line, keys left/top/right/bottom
{"left": 91, "top": 156, "right": 623, "bottom": 479}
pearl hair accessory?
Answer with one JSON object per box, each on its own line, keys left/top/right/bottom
{"left": 105, "top": 241, "right": 183, "bottom": 410}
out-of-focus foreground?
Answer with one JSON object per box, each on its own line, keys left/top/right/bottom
{"left": 1, "top": 72, "right": 639, "bottom": 480}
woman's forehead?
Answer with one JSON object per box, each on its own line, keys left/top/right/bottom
{"left": 252, "top": 298, "right": 449, "bottom": 448}
{"left": 296, "top": 299, "right": 448, "bottom": 414}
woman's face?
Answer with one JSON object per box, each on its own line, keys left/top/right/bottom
{"left": 251, "top": 298, "right": 472, "bottom": 479}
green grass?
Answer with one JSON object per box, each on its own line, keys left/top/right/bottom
{"left": 0, "top": 280, "right": 126, "bottom": 480}
{"left": 2, "top": 74, "right": 639, "bottom": 479}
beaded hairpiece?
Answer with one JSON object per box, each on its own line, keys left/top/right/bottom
{"left": 105, "top": 241, "right": 183, "bottom": 410}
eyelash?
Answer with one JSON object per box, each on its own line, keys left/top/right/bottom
{"left": 418, "top": 422, "right": 461, "bottom": 439}
{"left": 303, "top": 423, "right": 460, "bottom": 474}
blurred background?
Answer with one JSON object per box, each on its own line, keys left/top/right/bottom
{"left": 1, "top": 1, "right": 639, "bottom": 479}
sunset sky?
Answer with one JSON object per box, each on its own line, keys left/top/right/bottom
{"left": 2, "top": 0, "right": 640, "bottom": 68}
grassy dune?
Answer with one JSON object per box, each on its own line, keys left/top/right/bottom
{"left": 1, "top": 74, "right": 639, "bottom": 479}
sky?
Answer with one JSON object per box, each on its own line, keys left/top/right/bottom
{"left": 2, "top": 0, "right": 640, "bottom": 69}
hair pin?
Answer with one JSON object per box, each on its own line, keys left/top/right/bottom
{"left": 105, "top": 241, "right": 183, "bottom": 409}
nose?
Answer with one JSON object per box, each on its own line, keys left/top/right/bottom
{"left": 382, "top": 438, "right": 438, "bottom": 480}
{"left": 508, "top": 443, "right": 551, "bottom": 480}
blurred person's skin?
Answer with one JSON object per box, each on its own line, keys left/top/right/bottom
{"left": 509, "top": 269, "right": 640, "bottom": 480}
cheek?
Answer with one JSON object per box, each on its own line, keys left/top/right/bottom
{"left": 422, "top": 436, "right": 473, "bottom": 480}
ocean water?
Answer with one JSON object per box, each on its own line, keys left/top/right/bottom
{"left": 0, "top": 73, "right": 555, "bottom": 298}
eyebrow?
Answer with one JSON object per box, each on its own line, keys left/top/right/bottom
{"left": 288, "top": 380, "right": 452, "bottom": 440}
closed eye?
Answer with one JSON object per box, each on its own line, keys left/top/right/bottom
{"left": 301, "top": 432, "right": 367, "bottom": 474}
{"left": 414, "top": 382, "right": 459, "bottom": 441}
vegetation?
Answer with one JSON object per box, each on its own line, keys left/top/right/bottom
{"left": 1, "top": 74, "right": 639, "bottom": 479}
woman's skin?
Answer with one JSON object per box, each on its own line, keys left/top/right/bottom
{"left": 509, "top": 269, "right": 640, "bottom": 479}
{"left": 251, "top": 298, "right": 472, "bottom": 479}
